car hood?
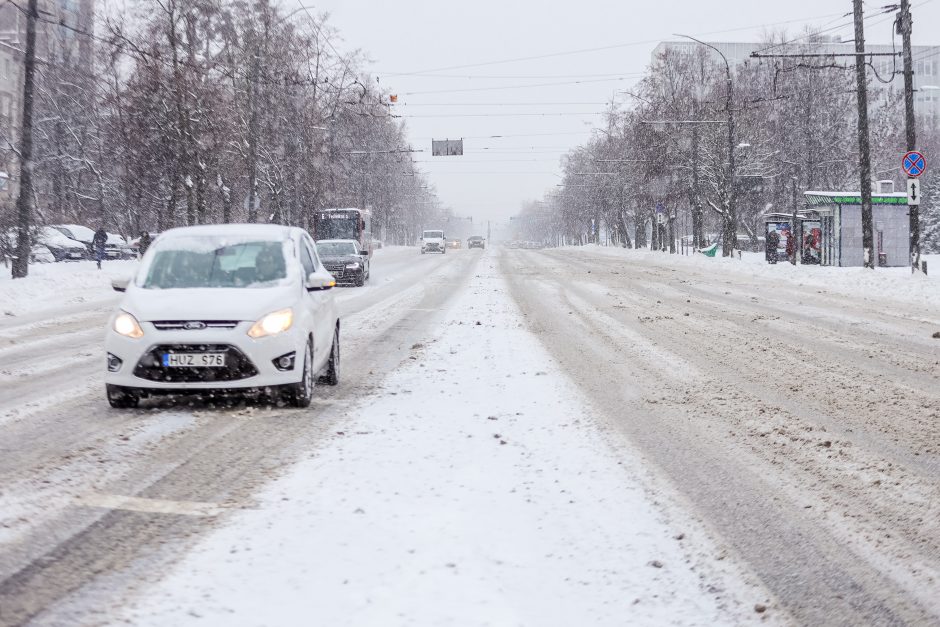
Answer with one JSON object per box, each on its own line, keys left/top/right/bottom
{"left": 121, "top": 285, "right": 296, "bottom": 322}
{"left": 320, "top": 254, "right": 362, "bottom": 265}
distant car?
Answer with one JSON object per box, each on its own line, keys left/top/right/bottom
{"left": 446, "top": 238, "right": 462, "bottom": 249}
{"left": 467, "top": 235, "right": 485, "bottom": 249}
{"left": 52, "top": 224, "right": 96, "bottom": 257}
{"left": 104, "top": 224, "right": 341, "bottom": 409}
{"left": 509, "top": 241, "right": 520, "bottom": 249}
{"left": 316, "top": 239, "right": 370, "bottom": 287}
{"left": 38, "top": 226, "right": 86, "bottom": 261}
{"left": 421, "top": 230, "right": 446, "bottom": 254}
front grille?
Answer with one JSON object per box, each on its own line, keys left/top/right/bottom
{"left": 152, "top": 321, "right": 240, "bottom": 330}
{"left": 325, "top": 264, "right": 345, "bottom": 278}
{"left": 133, "top": 344, "right": 258, "bottom": 382}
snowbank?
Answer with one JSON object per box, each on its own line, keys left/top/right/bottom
{"left": 0, "top": 260, "right": 137, "bottom": 318}
{"left": 562, "top": 246, "right": 940, "bottom": 312}
{"left": 121, "top": 255, "right": 773, "bottom": 626}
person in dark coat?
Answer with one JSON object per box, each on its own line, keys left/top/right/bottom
{"left": 93, "top": 227, "right": 108, "bottom": 269}
{"left": 766, "top": 229, "right": 780, "bottom": 264}
{"left": 138, "top": 231, "right": 152, "bottom": 257}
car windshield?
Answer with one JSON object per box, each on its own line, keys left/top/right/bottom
{"left": 317, "top": 241, "right": 357, "bottom": 256}
{"left": 141, "top": 238, "right": 288, "bottom": 289}
{"left": 424, "top": 231, "right": 443, "bottom": 238}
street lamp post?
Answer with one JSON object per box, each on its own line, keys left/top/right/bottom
{"left": 676, "top": 34, "right": 737, "bottom": 257}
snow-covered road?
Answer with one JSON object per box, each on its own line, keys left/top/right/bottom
{"left": 503, "top": 246, "right": 940, "bottom": 626}
{"left": 0, "top": 246, "right": 938, "bottom": 626}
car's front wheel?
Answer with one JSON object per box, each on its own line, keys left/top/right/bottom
{"left": 107, "top": 384, "right": 139, "bottom": 409}
{"left": 319, "top": 325, "right": 340, "bottom": 386}
{"left": 285, "top": 339, "right": 314, "bottom": 408}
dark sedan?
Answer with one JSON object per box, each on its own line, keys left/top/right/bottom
{"left": 316, "top": 239, "right": 370, "bottom": 287}
{"left": 467, "top": 235, "right": 485, "bottom": 249}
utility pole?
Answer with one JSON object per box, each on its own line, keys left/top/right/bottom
{"left": 898, "top": 0, "right": 921, "bottom": 273}
{"left": 11, "top": 0, "right": 38, "bottom": 279}
{"left": 853, "top": 0, "right": 875, "bottom": 269}
{"left": 691, "top": 124, "right": 703, "bottom": 248}
{"left": 675, "top": 35, "right": 737, "bottom": 257}
{"left": 790, "top": 175, "right": 799, "bottom": 266}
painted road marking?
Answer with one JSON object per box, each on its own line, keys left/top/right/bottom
{"left": 78, "top": 494, "right": 231, "bottom": 517}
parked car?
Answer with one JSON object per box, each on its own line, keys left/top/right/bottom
{"left": 38, "top": 226, "right": 87, "bottom": 261}
{"left": 30, "top": 245, "right": 56, "bottom": 263}
{"left": 467, "top": 235, "right": 485, "bottom": 249}
{"left": 104, "top": 224, "right": 340, "bottom": 409}
{"left": 316, "top": 239, "right": 370, "bottom": 287}
{"left": 52, "top": 224, "right": 96, "bottom": 257}
{"left": 106, "top": 233, "right": 136, "bottom": 259}
{"left": 421, "top": 229, "right": 446, "bottom": 254}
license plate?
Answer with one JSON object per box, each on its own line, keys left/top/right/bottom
{"left": 162, "top": 353, "right": 226, "bottom": 367}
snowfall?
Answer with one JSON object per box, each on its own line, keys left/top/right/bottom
{"left": 1, "top": 248, "right": 937, "bottom": 626}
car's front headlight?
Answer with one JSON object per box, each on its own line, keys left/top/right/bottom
{"left": 345, "top": 262, "right": 361, "bottom": 270}
{"left": 113, "top": 311, "right": 144, "bottom": 338}
{"left": 248, "top": 308, "right": 294, "bottom": 339}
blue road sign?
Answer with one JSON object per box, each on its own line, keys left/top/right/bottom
{"left": 902, "top": 151, "right": 926, "bottom": 177}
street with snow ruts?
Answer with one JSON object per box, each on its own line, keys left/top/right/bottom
{"left": 1, "top": 246, "right": 939, "bottom": 626}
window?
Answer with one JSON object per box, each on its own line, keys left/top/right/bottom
{"left": 143, "top": 239, "right": 288, "bottom": 289}
{"left": 301, "top": 241, "right": 317, "bottom": 277}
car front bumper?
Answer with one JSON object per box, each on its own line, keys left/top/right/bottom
{"left": 104, "top": 321, "right": 308, "bottom": 390}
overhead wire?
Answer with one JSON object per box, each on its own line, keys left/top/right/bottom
{"left": 377, "top": 10, "right": 850, "bottom": 76}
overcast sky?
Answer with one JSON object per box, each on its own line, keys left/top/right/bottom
{"left": 302, "top": 0, "right": 940, "bottom": 225}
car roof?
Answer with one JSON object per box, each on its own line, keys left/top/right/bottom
{"left": 53, "top": 224, "right": 96, "bottom": 239}
{"left": 158, "top": 224, "right": 302, "bottom": 240}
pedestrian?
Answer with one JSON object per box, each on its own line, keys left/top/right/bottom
{"left": 138, "top": 231, "right": 152, "bottom": 257}
{"left": 785, "top": 229, "right": 796, "bottom": 264}
{"left": 93, "top": 226, "right": 107, "bottom": 270}
{"left": 766, "top": 229, "right": 780, "bottom": 264}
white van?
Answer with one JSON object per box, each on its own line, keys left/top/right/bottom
{"left": 421, "top": 230, "right": 446, "bottom": 254}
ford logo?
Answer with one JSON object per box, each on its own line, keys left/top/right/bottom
{"left": 183, "top": 321, "right": 207, "bottom": 330}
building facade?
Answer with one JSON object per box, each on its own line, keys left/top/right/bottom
{"left": 0, "top": 0, "right": 95, "bottom": 206}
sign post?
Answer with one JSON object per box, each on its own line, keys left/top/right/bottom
{"left": 902, "top": 150, "right": 926, "bottom": 273}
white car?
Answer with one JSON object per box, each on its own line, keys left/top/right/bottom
{"left": 104, "top": 224, "right": 340, "bottom": 409}
{"left": 421, "top": 229, "right": 446, "bottom": 254}
{"left": 38, "top": 226, "right": 87, "bottom": 261}
{"left": 106, "top": 233, "right": 135, "bottom": 259}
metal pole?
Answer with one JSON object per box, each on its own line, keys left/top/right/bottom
{"left": 853, "top": 0, "right": 875, "bottom": 269}
{"left": 791, "top": 175, "right": 799, "bottom": 265}
{"left": 11, "top": 0, "right": 38, "bottom": 279}
{"left": 899, "top": 0, "right": 921, "bottom": 274}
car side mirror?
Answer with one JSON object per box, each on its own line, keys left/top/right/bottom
{"left": 306, "top": 272, "right": 336, "bottom": 291}
{"left": 111, "top": 277, "right": 130, "bottom": 292}
{"left": 359, "top": 251, "right": 369, "bottom": 257}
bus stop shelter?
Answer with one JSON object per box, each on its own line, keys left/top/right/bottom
{"left": 803, "top": 191, "right": 910, "bottom": 267}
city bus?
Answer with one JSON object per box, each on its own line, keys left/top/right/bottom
{"left": 312, "top": 208, "right": 373, "bottom": 256}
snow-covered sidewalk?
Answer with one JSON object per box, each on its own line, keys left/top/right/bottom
{"left": 563, "top": 246, "right": 940, "bottom": 313}
{"left": 122, "top": 253, "right": 774, "bottom": 626}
